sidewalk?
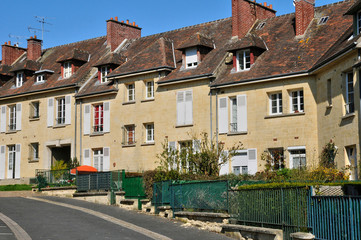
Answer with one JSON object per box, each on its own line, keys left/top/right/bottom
{"left": 0, "top": 191, "right": 39, "bottom": 198}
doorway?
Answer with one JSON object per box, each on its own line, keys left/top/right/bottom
{"left": 346, "top": 146, "right": 358, "bottom": 180}
{"left": 51, "top": 145, "right": 71, "bottom": 167}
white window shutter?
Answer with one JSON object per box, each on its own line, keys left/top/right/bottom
{"left": 237, "top": 95, "right": 247, "bottom": 132}
{"left": 103, "top": 102, "right": 110, "bottom": 133}
{"left": 15, "top": 144, "right": 21, "bottom": 178}
{"left": 83, "top": 149, "right": 91, "bottom": 166}
{"left": 65, "top": 95, "right": 71, "bottom": 125}
{"left": 0, "top": 146, "right": 5, "bottom": 179}
{"left": 83, "top": 104, "right": 91, "bottom": 135}
{"left": 1, "top": 106, "right": 6, "bottom": 133}
{"left": 185, "top": 91, "right": 193, "bottom": 125}
{"left": 16, "top": 103, "right": 22, "bottom": 131}
{"left": 47, "top": 98, "right": 54, "bottom": 127}
{"left": 103, "top": 147, "right": 110, "bottom": 171}
{"left": 177, "top": 91, "right": 185, "bottom": 125}
{"left": 218, "top": 97, "right": 228, "bottom": 134}
{"left": 168, "top": 141, "right": 177, "bottom": 170}
{"left": 219, "top": 150, "right": 229, "bottom": 175}
{"left": 248, "top": 148, "right": 257, "bottom": 175}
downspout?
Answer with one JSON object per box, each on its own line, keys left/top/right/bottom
{"left": 210, "top": 89, "right": 213, "bottom": 143}
{"left": 79, "top": 100, "right": 83, "bottom": 165}
{"left": 74, "top": 89, "right": 78, "bottom": 160}
{"left": 216, "top": 90, "right": 219, "bottom": 155}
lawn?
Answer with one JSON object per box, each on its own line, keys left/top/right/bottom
{"left": 0, "top": 184, "right": 32, "bottom": 191}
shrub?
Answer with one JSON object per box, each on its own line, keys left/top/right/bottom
{"left": 320, "top": 139, "right": 338, "bottom": 168}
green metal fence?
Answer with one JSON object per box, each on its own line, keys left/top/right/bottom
{"left": 229, "top": 187, "right": 310, "bottom": 240}
{"left": 77, "top": 172, "right": 112, "bottom": 192}
{"left": 170, "top": 180, "right": 229, "bottom": 213}
{"left": 36, "top": 169, "right": 75, "bottom": 185}
{"left": 308, "top": 195, "right": 361, "bottom": 240}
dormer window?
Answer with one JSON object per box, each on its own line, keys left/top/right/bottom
{"left": 185, "top": 47, "right": 198, "bottom": 69}
{"left": 16, "top": 72, "right": 23, "bottom": 87}
{"left": 63, "top": 62, "right": 72, "bottom": 78}
{"left": 236, "top": 49, "right": 251, "bottom": 71}
{"left": 100, "top": 66, "right": 110, "bottom": 83}
{"left": 256, "top": 22, "right": 266, "bottom": 30}
{"left": 36, "top": 74, "right": 45, "bottom": 83}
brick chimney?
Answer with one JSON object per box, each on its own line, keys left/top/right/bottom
{"left": 27, "top": 36, "right": 42, "bottom": 61}
{"left": 294, "top": 0, "right": 315, "bottom": 36}
{"left": 1, "top": 41, "right": 26, "bottom": 65}
{"left": 232, "top": 0, "right": 276, "bottom": 38}
{"left": 106, "top": 17, "right": 141, "bottom": 51}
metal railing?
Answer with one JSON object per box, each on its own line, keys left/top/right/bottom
{"left": 230, "top": 123, "right": 237, "bottom": 133}
{"left": 36, "top": 169, "right": 75, "bottom": 185}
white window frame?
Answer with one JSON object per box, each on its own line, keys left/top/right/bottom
{"left": 230, "top": 97, "right": 238, "bottom": 133}
{"left": 16, "top": 72, "right": 23, "bottom": 87}
{"left": 127, "top": 83, "right": 135, "bottom": 102}
{"left": 56, "top": 97, "right": 66, "bottom": 125}
{"left": 30, "top": 101, "right": 40, "bottom": 119}
{"left": 236, "top": 49, "right": 251, "bottom": 72}
{"left": 290, "top": 90, "right": 304, "bottom": 113}
{"left": 63, "top": 62, "right": 72, "bottom": 78}
{"left": 8, "top": 145, "right": 15, "bottom": 172}
{"left": 145, "top": 123, "right": 154, "bottom": 143}
{"left": 36, "top": 74, "right": 45, "bottom": 83}
{"left": 269, "top": 92, "right": 282, "bottom": 115}
{"left": 100, "top": 66, "right": 110, "bottom": 83}
{"left": 288, "top": 147, "right": 306, "bottom": 169}
{"left": 185, "top": 47, "right": 198, "bottom": 69}
{"left": 30, "top": 143, "right": 39, "bottom": 160}
{"left": 124, "top": 125, "right": 135, "bottom": 145}
{"left": 146, "top": 81, "right": 154, "bottom": 99}
{"left": 345, "top": 72, "right": 355, "bottom": 114}
{"left": 93, "top": 149, "right": 103, "bottom": 172}
{"left": 8, "top": 105, "right": 16, "bottom": 131}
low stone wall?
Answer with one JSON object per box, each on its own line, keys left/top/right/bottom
{"left": 73, "top": 192, "right": 111, "bottom": 205}
{"left": 39, "top": 186, "right": 77, "bottom": 198}
{"left": 221, "top": 224, "right": 283, "bottom": 240}
{"left": 174, "top": 211, "right": 230, "bottom": 223}
{"left": 0, "top": 178, "right": 31, "bottom": 185}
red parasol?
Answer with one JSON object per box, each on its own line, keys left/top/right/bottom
{"left": 70, "top": 165, "right": 98, "bottom": 175}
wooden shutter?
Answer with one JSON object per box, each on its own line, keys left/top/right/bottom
{"left": 103, "top": 102, "right": 110, "bottom": 133}
{"left": 237, "top": 95, "right": 247, "bottom": 132}
{"left": 65, "top": 95, "right": 71, "bottom": 124}
{"left": 185, "top": 91, "right": 193, "bottom": 125}
{"left": 103, "top": 147, "right": 110, "bottom": 171}
{"left": 1, "top": 106, "right": 6, "bottom": 133}
{"left": 15, "top": 144, "right": 21, "bottom": 178}
{"left": 177, "top": 91, "right": 185, "bottom": 125}
{"left": 16, "top": 103, "right": 22, "bottom": 131}
{"left": 83, "top": 104, "right": 91, "bottom": 135}
{"left": 47, "top": 98, "right": 54, "bottom": 127}
{"left": 218, "top": 97, "right": 228, "bottom": 134}
{"left": 0, "top": 146, "right": 5, "bottom": 179}
{"left": 83, "top": 149, "right": 91, "bottom": 166}
{"left": 219, "top": 150, "right": 229, "bottom": 175}
{"left": 248, "top": 148, "right": 257, "bottom": 175}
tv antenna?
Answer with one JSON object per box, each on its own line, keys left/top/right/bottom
{"left": 29, "top": 16, "right": 53, "bottom": 41}
{"left": 8, "top": 34, "right": 26, "bottom": 47}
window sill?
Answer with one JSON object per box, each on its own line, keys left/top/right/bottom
{"left": 90, "top": 132, "right": 104, "bottom": 136}
{"left": 141, "top": 98, "right": 155, "bottom": 103}
{"left": 326, "top": 105, "right": 333, "bottom": 109}
{"left": 29, "top": 117, "right": 40, "bottom": 121}
{"left": 28, "top": 159, "right": 39, "bottom": 163}
{"left": 123, "top": 101, "right": 136, "bottom": 105}
{"left": 264, "top": 112, "right": 305, "bottom": 119}
{"left": 175, "top": 124, "right": 193, "bottom": 128}
{"left": 141, "top": 142, "right": 155, "bottom": 146}
{"left": 122, "top": 144, "right": 136, "bottom": 148}
{"left": 342, "top": 112, "right": 355, "bottom": 120}
{"left": 227, "top": 131, "right": 247, "bottom": 136}
{"left": 53, "top": 124, "right": 67, "bottom": 129}
{"left": 6, "top": 130, "right": 18, "bottom": 134}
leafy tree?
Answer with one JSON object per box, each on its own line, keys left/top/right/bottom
{"left": 157, "top": 132, "right": 242, "bottom": 176}
{"left": 320, "top": 139, "right": 337, "bottom": 168}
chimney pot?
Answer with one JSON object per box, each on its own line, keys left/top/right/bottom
{"left": 126, "top": 19, "right": 129, "bottom": 24}
{"left": 133, "top": 22, "right": 135, "bottom": 26}
{"left": 107, "top": 17, "right": 141, "bottom": 51}
{"left": 9, "top": 41, "right": 11, "bottom": 45}
{"left": 264, "top": 2, "right": 267, "bottom": 6}
{"left": 121, "top": 20, "right": 124, "bottom": 23}
{"left": 115, "top": 16, "right": 118, "bottom": 21}
{"left": 110, "top": 17, "right": 113, "bottom": 20}
{"left": 269, "top": 4, "right": 272, "bottom": 9}
{"left": 136, "top": 25, "right": 138, "bottom": 27}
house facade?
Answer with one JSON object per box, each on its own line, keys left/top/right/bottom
{"left": 0, "top": 0, "right": 360, "bottom": 184}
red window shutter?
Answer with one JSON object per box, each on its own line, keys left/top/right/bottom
{"left": 250, "top": 52, "right": 255, "bottom": 65}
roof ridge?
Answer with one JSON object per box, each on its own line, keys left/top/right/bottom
{"left": 43, "top": 36, "right": 106, "bottom": 51}
{"left": 315, "top": 0, "right": 351, "bottom": 10}
{"left": 135, "top": 17, "right": 232, "bottom": 41}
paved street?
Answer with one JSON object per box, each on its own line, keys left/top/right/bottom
{"left": 0, "top": 195, "right": 231, "bottom": 240}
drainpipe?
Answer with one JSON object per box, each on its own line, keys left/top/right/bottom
{"left": 210, "top": 89, "right": 213, "bottom": 143}
{"left": 215, "top": 90, "right": 219, "bottom": 155}
{"left": 79, "top": 100, "right": 83, "bottom": 165}
{"left": 74, "top": 90, "right": 78, "bottom": 161}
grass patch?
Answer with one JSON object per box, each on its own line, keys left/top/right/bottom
{"left": 0, "top": 184, "right": 32, "bottom": 191}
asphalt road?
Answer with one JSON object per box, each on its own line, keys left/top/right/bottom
{"left": 0, "top": 196, "right": 232, "bottom": 240}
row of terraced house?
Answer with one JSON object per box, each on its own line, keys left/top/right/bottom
{"left": 0, "top": 0, "right": 360, "bottom": 184}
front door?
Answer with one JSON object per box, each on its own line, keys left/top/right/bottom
{"left": 8, "top": 145, "right": 15, "bottom": 179}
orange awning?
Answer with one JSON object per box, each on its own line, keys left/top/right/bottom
{"left": 71, "top": 165, "right": 98, "bottom": 175}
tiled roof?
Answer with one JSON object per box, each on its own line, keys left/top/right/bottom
{"left": 93, "top": 52, "right": 126, "bottom": 67}
{"left": 56, "top": 48, "right": 90, "bottom": 63}
{"left": 211, "top": 0, "right": 353, "bottom": 87}
{"left": 0, "top": 36, "right": 108, "bottom": 99}
{"left": 11, "top": 59, "right": 41, "bottom": 72}
{"left": 226, "top": 34, "right": 267, "bottom": 51}
{"left": 176, "top": 32, "right": 214, "bottom": 50}
{"left": 345, "top": 0, "right": 361, "bottom": 15}
{"left": 0, "top": 65, "right": 13, "bottom": 77}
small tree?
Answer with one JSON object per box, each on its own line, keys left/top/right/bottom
{"left": 320, "top": 139, "right": 337, "bottom": 168}
{"left": 157, "top": 132, "right": 242, "bottom": 176}
{"left": 51, "top": 160, "right": 68, "bottom": 181}
{"left": 68, "top": 157, "right": 80, "bottom": 169}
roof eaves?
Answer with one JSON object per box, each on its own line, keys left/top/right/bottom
{"left": 108, "top": 66, "right": 175, "bottom": 79}
{"left": 157, "top": 73, "right": 213, "bottom": 86}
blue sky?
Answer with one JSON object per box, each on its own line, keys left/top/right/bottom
{"left": 0, "top": 0, "right": 344, "bottom": 60}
